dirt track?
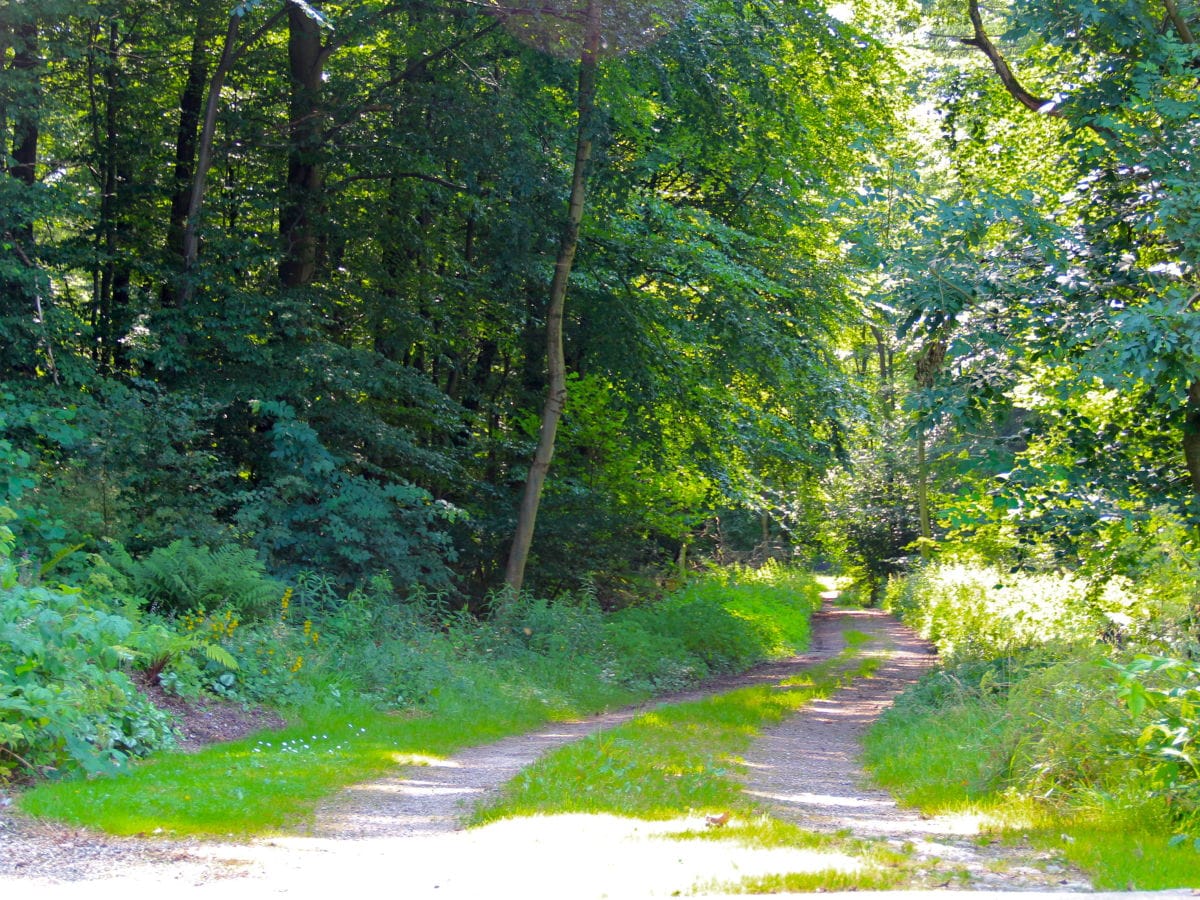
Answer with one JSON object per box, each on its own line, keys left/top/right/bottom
{"left": 1, "top": 604, "right": 1192, "bottom": 898}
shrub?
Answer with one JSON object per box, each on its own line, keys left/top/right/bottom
{"left": 1, "top": 515, "right": 177, "bottom": 779}
{"left": 884, "top": 563, "right": 1099, "bottom": 664}
{"left": 995, "top": 652, "right": 1133, "bottom": 797}
{"left": 484, "top": 590, "right": 607, "bottom": 660}
{"left": 235, "top": 400, "right": 458, "bottom": 590}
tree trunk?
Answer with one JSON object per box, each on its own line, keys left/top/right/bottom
{"left": 165, "top": 5, "right": 216, "bottom": 275}
{"left": 1185, "top": 380, "right": 1200, "bottom": 494}
{"left": 1, "top": 19, "right": 43, "bottom": 376}
{"left": 10, "top": 22, "right": 38, "bottom": 197}
{"left": 177, "top": 13, "right": 241, "bottom": 306}
{"left": 503, "top": 0, "right": 602, "bottom": 594}
{"left": 916, "top": 424, "right": 931, "bottom": 558}
{"left": 96, "top": 19, "right": 133, "bottom": 374}
{"left": 279, "top": 5, "right": 327, "bottom": 289}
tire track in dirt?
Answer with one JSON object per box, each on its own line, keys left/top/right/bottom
{"left": 2, "top": 603, "right": 1161, "bottom": 898}
{"left": 305, "top": 605, "right": 861, "bottom": 839}
{"left": 738, "top": 605, "right": 1094, "bottom": 892}
{"left": 0, "top": 600, "right": 856, "bottom": 885}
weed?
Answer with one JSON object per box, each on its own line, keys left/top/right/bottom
{"left": 709, "top": 866, "right": 905, "bottom": 893}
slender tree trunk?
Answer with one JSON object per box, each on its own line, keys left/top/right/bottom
{"left": 503, "top": 0, "right": 602, "bottom": 594}
{"left": 916, "top": 425, "right": 931, "bottom": 558}
{"left": 1185, "top": 380, "right": 1200, "bottom": 494}
{"left": 913, "top": 336, "right": 945, "bottom": 557}
{"left": 177, "top": 13, "right": 241, "bottom": 306}
{"left": 0, "top": 25, "right": 9, "bottom": 175}
{"left": 165, "top": 5, "right": 216, "bottom": 276}
{"left": 280, "top": 5, "right": 326, "bottom": 289}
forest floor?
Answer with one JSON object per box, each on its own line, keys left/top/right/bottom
{"left": 0, "top": 605, "right": 1193, "bottom": 898}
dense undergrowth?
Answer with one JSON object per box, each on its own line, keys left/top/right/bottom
{"left": 865, "top": 518, "right": 1200, "bottom": 889}
{"left": 1, "top": 508, "right": 821, "bottom": 833}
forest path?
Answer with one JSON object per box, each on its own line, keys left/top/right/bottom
{"left": 1, "top": 605, "right": 1192, "bottom": 898}
{"left": 739, "top": 607, "right": 1096, "bottom": 893}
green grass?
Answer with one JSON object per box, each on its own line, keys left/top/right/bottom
{"left": 1040, "top": 819, "right": 1200, "bottom": 890}
{"left": 472, "top": 648, "right": 879, "bottom": 825}
{"left": 862, "top": 667, "right": 1200, "bottom": 890}
{"left": 17, "top": 688, "right": 633, "bottom": 837}
{"left": 711, "top": 867, "right": 906, "bottom": 893}
{"left": 863, "top": 699, "right": 1008, "bottom": 811}
{"left": 16, "top": 566, "right": 823, "bottom": 837}
{"left": 670, "top": 816, "right": 839, "bottom": 850}
{"left": 468, "top": 635, "right": 918, "bottom": 894}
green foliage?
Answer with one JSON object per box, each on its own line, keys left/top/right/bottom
{"left": 0, "top": 392, "right": 82, "bottom": 556}
{"left": 883, "top": 562, "right": 1103, "bottom": 664}
{"left": 871, "top": 551, "right": 1200, "bottom": 886}
{"left": 604, "top": 566, "right": 820, "bottom": 690}
{"left": 0, "top": 517, "right": 177, "bottom": 780}
{"left": 19, "top": 566, "right": 827, "bottom": 835}
{"left": 822, "top": 418, "right": 922, "bottom": 594}
{"left": 1072, "top": 511, "right": 1200, "bottom": 654}
{"left": 93, "top": 539, "right": 286, "bottom": 620}
{"left": 1110, "top": 655, "right": 1200, "bottom": 828}
{"left": 485, "top": 588, "right": 607, "bottom": 661}
{"left": 236, "top": 400, "right": 458, "bottom": 589}
{"left": 0, "top": 0, "right": 901, "bottom": 600}
{"left": 127, "top": 620, "right": 239, "bottom": 686}
{"left": 864, "top": 647, "right": 1200, "bottom": 887}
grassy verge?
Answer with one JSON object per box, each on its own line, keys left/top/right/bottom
{"left": 17, "top": 693, "right": 603, "bottom": 836}
{"left": 869, "top": 560, "right": 1200, "bottom": 890}
{"left": 471, "top": 633, "right": 916, "bottom": 893}
{"left": 17, "top": 566, "right": 821, "bottom": 836}
{"left": 472, "top": 638, "right": 877, "bottom": 826}
{"left": 862, "top": 665, "right": 1200, "bottom": 889}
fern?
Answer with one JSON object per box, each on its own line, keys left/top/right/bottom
{"left": 100, "top": 540, "right": 285, "bottom": 620}
{"left": 130, "top": 623, "right": 240, "bottom": 683}
{"left": 199, "top": 642, "right": 239, "bottom": 671}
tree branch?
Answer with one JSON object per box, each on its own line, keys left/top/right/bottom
{"left": 1163, "top": 0, "right": 1196, "bottom": 44}
{"left": 331, "top": 171, "right": 472, "bottom": 193}
{"left": 961, "top": 0, "right": 1061, "bottom": 116}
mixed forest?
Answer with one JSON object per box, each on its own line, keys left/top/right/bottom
{"left": 2, "top": 0, "right": 1200, "bottom": 881}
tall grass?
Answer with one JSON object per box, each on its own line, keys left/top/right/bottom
{"left": 868, "top": 560, "right": 1200, "bottom": 889}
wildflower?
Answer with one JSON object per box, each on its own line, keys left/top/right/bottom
{"left": 291, "top": 654, "right": 304, "bottom": 672}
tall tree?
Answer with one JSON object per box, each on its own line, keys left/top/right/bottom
{"left": 501, "top": 0, "right": 605, "bottom": 594}
{"left": 0, "top": 5, "right": 45, "bottom": 377}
